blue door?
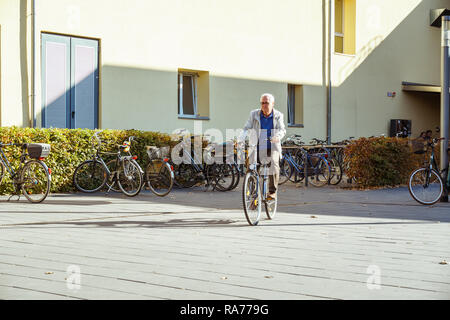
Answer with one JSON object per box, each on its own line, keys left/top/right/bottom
{"left": 41, "top": 34, "right": 98, "bottom": 129}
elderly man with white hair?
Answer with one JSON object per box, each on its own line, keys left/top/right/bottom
{"left": 241, "top": 93, "right": 286, "bottom": 200}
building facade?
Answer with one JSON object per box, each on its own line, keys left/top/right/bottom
{"left": 0, "top": 0, "right": 449, "bottom": 142}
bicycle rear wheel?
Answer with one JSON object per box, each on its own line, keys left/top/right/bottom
{"left": 308, "top": 156, "right": 331, "bottom": 187}
{"left": 174, "top": 163, "right": 197, "bottom": 188}
{"left": 21, "top": 160, "right": 50, "bottom": 203}
{"left": 209, "top": 163, "right": 235, "bottom": 191}
{"left": 279, "top": 157, "right": 292, "bottom": 185}
{"left": 242, "top": 172, "right": 262, "bottom": 226}
{"left": 0, "top": 161, "right": 4, "bottom": 184}
{"left": 118, "top": 159, "right": 143, "bottom": 197}
{"left": 146, "top": 160, "right": 174, "bottom": 197}
{"left": 73, "top": 160, "right": 107, "bottom": 193}
{"left": 264, "top": 196, "right": 277, "bottom": 220}
{"left": 408, "top": 167, "right": 443, "bottom": 205}
{"left": 228, "top": 163, "right": 241, "bottom": 190}
{"left": 329, "top": 158, "right": 343, "bottom": 185}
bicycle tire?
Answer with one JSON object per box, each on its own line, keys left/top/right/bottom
{"left": 73, "top": 160, "right": 107, "bottom": 193}
{"left": 21, "top": 160, "right": 51, "bottom": 203}
{"left": 242, "top": 171, "right": 262, "bottom": 226}
{"left": 228, "top": 163, "right": 241, "bottom": 190}
{"left": 308, "top": 156, "right": 331, "bottom": 187}
{"left": 146, "top": 160, "right": 174, "bottom": 197}
{"left": 279, "top": 157, "right": 293, "bottom": 185}
{"left": 289, "top": 150, "right": 305, "bottom": 183}
{"left": 117, "top": 159, "right": 143, "bottom": 197}
{"left": 264, "top": 196, "right": 277, "bottom": 220}
{"left": 408, "top": 167, "right": 443, "bottom": 205}
{"left": 209, "top": 163, "right": 235, "bottom": 191}
{"left": 175, "top": 163, "right": 197, "bottom": 188}
{"left": 329, "top": 158, "right": 343, "bottom": 185}
{"left": 0, "top": 161, "right": 4, "bottom": 185}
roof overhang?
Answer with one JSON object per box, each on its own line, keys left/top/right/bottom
{"left": 401, "top": 81, "right": 450, "bottom": 93}
{"left": 430, "top": 8, "right": 450, "bottom": 28}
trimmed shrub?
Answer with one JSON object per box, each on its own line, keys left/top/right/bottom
{"left": 0, "top": 127, "right": 175, "bottom": 195}
{"left": 343, "top": 137, "right": 424, "bottom": 188}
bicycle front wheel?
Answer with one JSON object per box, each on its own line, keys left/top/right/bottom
{"left": 118, "top": 159, "right": 143, "bottom": 197}
{"left": 73, "top": 160, "right": 107, "bottom": 193}
{"left": 408, "top": 168, "right": 443, "bottom": 205}
{"left": 21, "top": 160, "right": 50, "bottom": 203}
{"left": 146, "top": 160, "right": 174, "bottom": 197}
{"left": 242, "top": 172, "right": 262, "bottom": 226}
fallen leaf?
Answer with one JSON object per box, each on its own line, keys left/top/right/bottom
{"left": 45, "top": 272, "right": 54, "bottom": 275}
{"left": 264, "top": 276, "right": 273, "bottom": 279}
{"left": 310, "top": 216, "right": 317, "bottom": 218}
{"left": 439, "top": 260, "right": 448, "bottom": 265}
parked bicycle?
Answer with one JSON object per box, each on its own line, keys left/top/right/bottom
{"left": 280, "top": 135, "right": 331, "bottom": 187}
{"left": 408, "top": 137, "right": 449, "bottom": 205}
{"left": 145, "top": 145, "right": 174, "bottom": 197}
{"left": 171, "top": 135, "right": 236, "bottom": 191}
{"left": 73, "top": 132, "right": 143, "bottom": 197}
{"left": 309, "top": 138, "right": 343, "bottom": 185}
{"left": 0, "top": 142, "right": 51, "bottom": 203}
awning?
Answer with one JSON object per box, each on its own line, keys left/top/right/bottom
{"left": 401, "top": 81, "right": 450, "bottom": 93}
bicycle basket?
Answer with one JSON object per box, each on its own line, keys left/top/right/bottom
{"left": 411, "top": 138, "right": 426, "bottom": 154}
{"left": 146, "top": 146, "right": 170, "bottom": 159}
{"left": 27, "top": 143, "right": 51, "bottom": 159}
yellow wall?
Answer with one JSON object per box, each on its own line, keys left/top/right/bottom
{"left": 0, "top": 0, "right": 447, "bottom": 142}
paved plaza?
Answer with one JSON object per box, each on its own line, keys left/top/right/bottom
{"left": 0, "top": 182, "right": 449, "bottom": 300}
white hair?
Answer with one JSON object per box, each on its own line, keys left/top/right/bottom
{"left": 260, "top": 93, "right": 275, "bottom": 104}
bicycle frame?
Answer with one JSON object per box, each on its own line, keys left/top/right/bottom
{"left": 0, "top": 144, "right": 29, "bottom": 183}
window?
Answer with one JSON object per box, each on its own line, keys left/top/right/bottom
{"left": 335, "top": 0, "right": 344, "bottom": 53}
{"left": 178, "top": 72, "right": 198, "bottom": 117}
{"left": 287, "top": 84, "right": 303, "bottom": 127}
{"left": 178, "top": 69, "right": 210, "bottom": 119}
{"left": 334, "top": 0, "right": 356, "bottom": 55}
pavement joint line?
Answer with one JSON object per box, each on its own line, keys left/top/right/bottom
{"left": 0, "top": 272, "right": 164, "bottom": 299}
{"left": 0, "top": 284, "right": 82, "bottom": 300}
{"left": 2, "top": 242, "right": 447, "bottom": 287}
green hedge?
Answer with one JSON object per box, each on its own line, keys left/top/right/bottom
{"left": 343, "top": 137, "right": 424, "bottom": 188}
{"left": 0, "top": 127, "right": 175, "bottom": 195}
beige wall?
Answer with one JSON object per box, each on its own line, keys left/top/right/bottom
{"left": 0, "top": 0, "right": 32, "bottom": 127}
{"left": 331, "top": 0, "right": 447, "bottom": 140}
{"left": 0, "top": 0, "right": 447, "bottom": 143}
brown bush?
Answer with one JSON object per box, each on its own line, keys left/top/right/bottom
{"left": 343, "top": 137, "right": 424, "bottom": 188}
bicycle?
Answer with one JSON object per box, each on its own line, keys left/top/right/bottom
{"left": 73, "top": 132, "right": 143, "bottom": 197}
{"left": 408, "top": 137, "right": 449, "bottom": 205}
{"left": 242, "top": 148, "right": 277, "bottom": 226}
{"left": 280, "top": 135, "right": 331, "bottom": 187}
{"left": 0, "top": 142, "right": 51, "bottom": 203}
{"left": 171, "top": 135, "right": 236, "bottom": 191}
{"left": 309, "top": 138, "right": 343, "bottom": 185}
{"left": 145, "top": 145, "right": 174, "bottom": 197}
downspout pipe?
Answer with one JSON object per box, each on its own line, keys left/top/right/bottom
{"left": 327, "top": 0, "right": 332, "bottom": 145}
{"left": 441, "top": 15, "right": 450, "bottom": 202}
{"left": 31, "top": 0, "right": 36, "bottom": 128}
